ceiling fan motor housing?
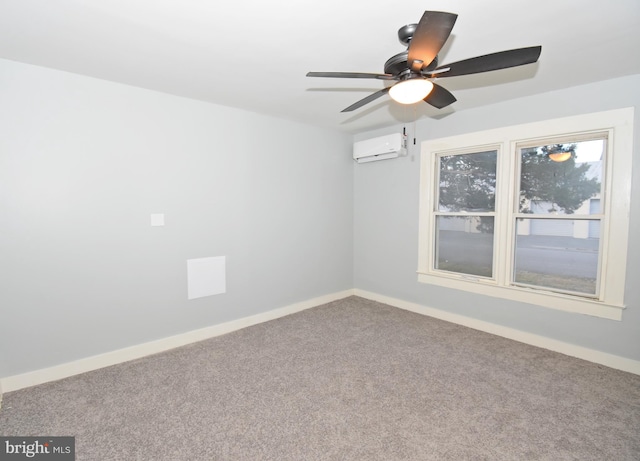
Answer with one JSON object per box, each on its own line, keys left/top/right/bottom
{"left": 385, "top": 23, "right": 439, "bottom": 76}
{"left": 384, "top": 51, "right": 438, "bottom": 76}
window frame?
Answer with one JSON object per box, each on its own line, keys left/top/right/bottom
{"left": 512, "top": 132, "right": 608, "bottom": 299}
{"left": 417, "top": 108, "right": 634, "bottom": 320}
{"left": 433, "top": 146, "right": 500, "bottom": 279}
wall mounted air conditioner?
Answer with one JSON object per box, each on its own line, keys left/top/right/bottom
{"left": 353, "top": 133, "right": 404, "bottom": 163}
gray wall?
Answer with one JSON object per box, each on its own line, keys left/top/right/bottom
{"left": 2, "top": 56, "right": 637, "bottom": 381}
{"left": 354, "top": 74, "right": 640, "bottom": 361}
{"left": 0, "top": 59, "right": 354, "bottom": 378}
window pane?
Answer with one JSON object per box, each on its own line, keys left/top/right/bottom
{"left": 519, "top": 139, "right": 603, "bottom": 215}
{"left": 439, "top": 150, "right": 497, "bottom": 212}
{"left": 436, "top": 216, "right": 494, "bottom": 277}
{"left": 514, "top": 219, "right": 599, "bottom": 295}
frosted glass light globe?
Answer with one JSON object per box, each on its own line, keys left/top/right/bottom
{"left": 389, "top": 79, "right": 434, "bottom": 104}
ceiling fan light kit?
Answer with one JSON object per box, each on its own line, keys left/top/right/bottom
{"left": 389, "top": 78, "right": 434, "bottom": 104}
{"left": 307, "top": 10, "right": 542, "bottom": 113}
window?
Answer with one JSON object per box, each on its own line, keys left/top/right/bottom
{"left": 417, "top": 108, "right": 634, "bottom": 320}
{"left": 514, "top": 135, "right": 605, "bottom": 297}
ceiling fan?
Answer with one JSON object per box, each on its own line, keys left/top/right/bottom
{"left": 306, "top": 11, "right": 541, "bottom": 112}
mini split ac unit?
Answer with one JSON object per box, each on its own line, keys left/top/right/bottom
{"left": 353, "top": 133, "right": 404, "bottom": 163}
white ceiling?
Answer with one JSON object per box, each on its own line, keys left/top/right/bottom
{"left": 1, "top": 0, "right": 639, "bottom": 134}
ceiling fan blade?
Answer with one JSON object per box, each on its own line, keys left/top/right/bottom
{"left": 424, "top": 83, "right": 456, "bottom": 109}
{"left": 307, "top": 72, "right": 394, "bottom": 80}
{"left": 341, "top": 87, "right": 391, "bottom": 112}
{"left": 429, "top": 46, "right": 542, "bottom": 78}
{"left": 407, "top": 11, "right": 458, "bottom": 72}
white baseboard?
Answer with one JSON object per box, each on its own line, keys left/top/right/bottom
{"left": 3, "top": 287, "right": 637, "bottom": 394}
{"left": 0, "top": 290, "right": 355, "bottom": 393}
{"left": 354, "top": 289, "right": 640, "bottom": 376}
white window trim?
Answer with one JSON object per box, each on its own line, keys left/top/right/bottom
{"left": 417, "top": 108, "right": 634, "bottom": 321}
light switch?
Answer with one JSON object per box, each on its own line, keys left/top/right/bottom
{"left": 150, "top": 213, "right": 165, "bottom": 226}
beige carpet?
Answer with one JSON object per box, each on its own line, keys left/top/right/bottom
{"left": 1, "top": 296, "right": 639, "bottom": 460}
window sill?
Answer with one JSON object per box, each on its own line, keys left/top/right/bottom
{"left": 417, "top": 272, "right": 624, "bottom": 320}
